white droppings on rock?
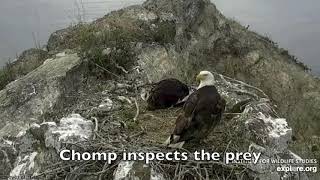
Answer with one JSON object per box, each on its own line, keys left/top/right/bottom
{"left": 10, "top": 162, "right": 26, "bottom": 177}
{"left": 45, "top": 114, "right": 93, "bottom": 150}
{"left": 258, "top": 113, "right": 291, "bottom": 139}
{"left": 54, "top": 114, "right": 93, "bottom": 141}
{"left": 257, "top": 113, "right": 292, "bottom": 151}
{"left": 9, "top": 152, "right": 38, "bottom": 177}
{"left": 28, "top": 152, "right": 38, "bottom": 170}
{"left": 114, "top": 161, "right": 134, "bottom": 180}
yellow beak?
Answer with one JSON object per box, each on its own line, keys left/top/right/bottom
{"left": 196, "top": 74, "right": 202, "bottom": 82}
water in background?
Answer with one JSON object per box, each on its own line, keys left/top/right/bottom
{"left": 0, "top": 0, "right": 319, "bottom": 75}
{"left": 0, "top": 0, "right": 143, "bottom": 66}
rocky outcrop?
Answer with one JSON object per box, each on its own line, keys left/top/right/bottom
{"left": 2, "top": 66, "right": 307, "bottom": 179}
{"left": 142, "top": 0, "right": 320, "bottom": 142}
{"left": 45, "top": 0, "right": 320, "bottom": 143}
{"left": 6, "top": 114, "right": 93, "bottom": 179}
{"left": 0, "top": 52, "right": 85, "bottom": 138}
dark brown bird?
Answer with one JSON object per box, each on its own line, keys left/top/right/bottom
{"left": 164, "top": 71, "right": 226, "bottom": 148}
{"left": 146, "top": 78, "right": 189, "bottom": 110}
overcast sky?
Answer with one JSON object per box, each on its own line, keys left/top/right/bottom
{"left": 214, "top": 0, "right": 320, "bottom": 75}
{"left": 0, "top": 0, "right": 319, "bottom": 75}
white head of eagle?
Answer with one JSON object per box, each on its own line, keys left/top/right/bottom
{"left": 196, "top": 71, "right": 215, "bottom": 89}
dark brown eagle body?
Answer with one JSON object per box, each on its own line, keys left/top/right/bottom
{"left": 147, "top": 78, "right": 189, "bottom": 110}
{"left": 169, "top": 85, "right": 226, "bottom": 145}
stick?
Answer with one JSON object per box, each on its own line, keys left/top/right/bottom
{"left": 91, "top": 61, "right": 121, "bottom": 79}
{"left": 115, "top": 63, "right": 129, "bottom": 74}
{"left": 98, "top": 161, "right": 109, "bottom": 180}
{"left": 133, "top": 98, "right": 139, "bottom": 122}
{"left": 214, "top": 72, "right": 269, "bottom": 98}
{"left": 129, "top": 131, "right": 146, "bottom": 139}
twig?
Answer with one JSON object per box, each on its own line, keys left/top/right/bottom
{"left": 98, "top": 161, "right": 109, "bottom": 180}
{"left": 226, "top": 167, "right": 234, "bottom": 180}
{"left": 91, "top": 61, "right": 120, "bottom": 79}
{"left": 95, "top": 132, "right": 107, "bottom": 141}
{"left": 129, "top": 131, "right": 146, "bottom": 140}
{"left": 129, "top": 126, "right": 146, "bottom": 140}
{"left": 224, "top": 113, "right": 242, "bottom": 115}
{"left": 214, "top": 72, "right": 269, "bottom": 98}
{"left": 133, "top": 98, "right": 139, "bottom": 122}
{"left": 232, "top": 89, "right": 259, "bottom": 100}
{"left": 224, "top": 141, "right": 232, "bottom": 156}
{"left": 204, "top": 167, "right": 209, "bottom": 180}
{"left": 115, "top": 63, "right": 129, "bottom": 74}
{"left": 215, "top": 170, "right": 221, "bottom": 180}
{"left": 35, "top": 163, "right": 76, "bottom": 177}
{"left": 92, "top": 117, "right": 99, "bottom": 140}
{"left": 174, "top": 163, "right": 180, "bottom": 180}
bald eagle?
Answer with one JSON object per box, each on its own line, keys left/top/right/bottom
{"left": 147, "top": 78, "right": 189, "bottom": 110}
{"left": 164, "top": 71, "right": 226, "bottom": 148}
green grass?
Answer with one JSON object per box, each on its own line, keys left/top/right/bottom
{"left": 0, "top": 62, "right": 15, "bottom": 90}
{"left": 76, "top": 20, "right": 176, "bottom": 78}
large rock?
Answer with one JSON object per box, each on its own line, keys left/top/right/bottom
{"left": 143, "top": 0, "right": 320, "bottom": 140}
{"left": 0, "top": 48, "right": 49, "bottom": 90}
{"left": 130, "top": 0, "right": 320, "bottom": 164}
{"left": 7, "top": 114, "right": 93, "bottom": 179}
{"left": 0, "top": 52, "right": 84, "bottom": 138}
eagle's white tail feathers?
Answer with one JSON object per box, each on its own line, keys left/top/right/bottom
{"left": 163, "top": 136, "right": 171, "bottom": 146}
{"left": 163, "top": 135, "right": 184, "bottom": 149}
